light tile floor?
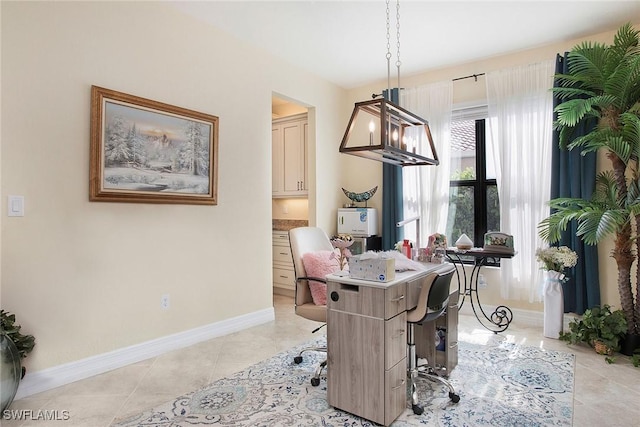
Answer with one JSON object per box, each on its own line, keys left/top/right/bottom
{"left": 4, "top": 294, "right": 640, "bottom": 426}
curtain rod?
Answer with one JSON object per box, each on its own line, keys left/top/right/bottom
{"left": 452, "top": 73, "right": 485, "bottom": 82}
{"left": 371, "top": 72, "right": 486, "bottom": 97}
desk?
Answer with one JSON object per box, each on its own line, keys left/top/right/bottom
{"left": 446, "top": 249, "right": 515, "bottom": 333}
{"left": 325, "top": 266, "right": 443, "bottom": 426}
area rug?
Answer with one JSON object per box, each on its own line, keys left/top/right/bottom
{"left": 112, "top": 337, "right": 574, "bottom": 426}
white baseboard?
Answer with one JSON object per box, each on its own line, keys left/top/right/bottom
{"left": 15, "top": 307, "right": 275, "bottom": 400}
{"left": 458, "top": 303, "right": 575, "bottom": 331}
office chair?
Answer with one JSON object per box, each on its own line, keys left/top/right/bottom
{"left": 407, "top": 263, "right": 460, "bottom": 415}
{"left": 289, "top": 226, "right": 334, "bottom": 386}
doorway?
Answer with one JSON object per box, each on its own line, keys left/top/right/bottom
{"left": 271, "top": 94, "right": 311, "bottom": 299}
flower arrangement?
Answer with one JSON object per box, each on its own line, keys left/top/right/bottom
{"left": 394, "top": 239, "right": 415, "bottom": 259}
{"left": 428, "top": 233, "right": 448, "bottom": 249}
{"left": 536, "top": 246, "right": 578, "bottom": 281}
{"left": 330, "top": 234, "right": 354, "bottom": 270}
{"left": 393, "top": 240, "right": 414, "bottom": 251}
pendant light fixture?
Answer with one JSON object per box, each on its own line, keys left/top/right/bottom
{"left": 339, "top": 0, "right": 438, "bottom": 167}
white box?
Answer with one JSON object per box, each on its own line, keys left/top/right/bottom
{"left": 348, "top": 254, "right": 395, "bottom": 282}
{"left": 337, "top": 208, "right": 377, "bottom": 236}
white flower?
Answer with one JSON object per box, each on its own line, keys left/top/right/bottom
{"left": 536, "top": 246, "right": 578, "bottom": 272}
{"left": 394, "top": 240, "right": 414, "bottom": 252}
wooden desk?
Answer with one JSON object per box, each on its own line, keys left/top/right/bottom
{"left": 325, "top": 267, "right": 440, "bottom": 426}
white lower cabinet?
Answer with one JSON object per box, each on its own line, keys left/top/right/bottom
{"left": 273, "top": 231, "right": 295, "bottom": 292}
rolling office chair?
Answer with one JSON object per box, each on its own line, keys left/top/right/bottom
{"left": 407, "top": 263, "right": 460, "bottom": 415}
{"left": 289, "top": 226, "right": 333, "bottom": 386}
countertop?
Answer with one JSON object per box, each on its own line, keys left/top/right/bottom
{"left": 272, "top": 219, "right": 308, "bottom": 231}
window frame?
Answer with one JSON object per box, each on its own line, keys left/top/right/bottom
{"left": 448, "top": 111, "right": 500, "bottom": 265}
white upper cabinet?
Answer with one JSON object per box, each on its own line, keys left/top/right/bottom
{"left": 272, "top": 113, "right": 308, "bottom": 197}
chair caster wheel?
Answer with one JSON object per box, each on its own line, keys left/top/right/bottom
{"left": 294, "top": 356, "right": 302, "bottom": 364}
{"left": 412, "top": 404, "right": 424, "bottom": 415}
{"left": 449, "top": 392, "right": 460, "bottom": 403}
{"left": 310, "top": 377, "right": 320, "bottom": 387}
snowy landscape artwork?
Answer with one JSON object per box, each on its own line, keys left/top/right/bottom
{"left": 90, "top": 86, "right": 218, "bottom": 205}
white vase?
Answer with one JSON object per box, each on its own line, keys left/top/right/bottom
{"left": 543, "top": 270, "right": 564, "bottom": 339}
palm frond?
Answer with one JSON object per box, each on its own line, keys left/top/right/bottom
{"left": 568, "top": 128, "right": 612, "bottom": 155}
{"left": 539, "top": 196, "right": 625, "bottom": 244}
{"left": 605, "top": 136, "right": 632, "bottom": 164}
{"left": 548, "top": 197, "right": 593, "bottom": 210}
{"left": 607, "top": 55, "right": 640, "bottom": 109}
{"left": 626, "top": 178, "right": 640, "bottom": 207}
{"left": 576, "top": 209, "right": 627, "bottom": 245}
{"left": 589, "top": 94, "right": 620, "bottom": 111}
{"left": 538, "top": 208, "right": 579, "bottom": 243}
{"left": 608, "top": 23, "right": 640, "bottom": 72}
{"left": 551, "top": 86, "right": 597, "bottom": 101}
{"left": 567, "top": 44, "right": 609, "bottom": 90}
{"left": 622, "top": 112, "right": 640, "bottom": 161}
{"left": 553, "top": 73, "right": 584, "bottom": 88}
{"left": 628, "top": 200, "right": 640, "bottom": 216}
{"left": 556, "top": 124, "right": 575, "bottom": 149}
{"left": 555, "top": 99, "right": 596, "bottom": 126}
{"left": 594, "top": 171, "right": 622, "bottom": 206}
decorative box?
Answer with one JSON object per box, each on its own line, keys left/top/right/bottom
{"left": 483, "top": 232, "right": 515, "bottom": 254}
{"left": 348, "top": 254, "right": 396, "bottom": 282}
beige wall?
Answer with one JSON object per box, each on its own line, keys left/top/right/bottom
{"left": 342, "top": 24, "right": 640, "bottom": 313}
{"left": 1, "top": 1, "right": 345, "bottom": 372}
{"left": 272, "top": 198, "right": 309, "bottom": 220}
{"left": 3, "top": 1, "right": 636, "bottom": 377}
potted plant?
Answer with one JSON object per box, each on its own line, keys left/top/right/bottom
{"left": 1, "top": 310, "right": 35, "bottom": 411}
{"left": 559, "top": 305, "right": 627, "bottom": 358}
{"left": 538, "top": 23, "right": 640, "bottom": 354}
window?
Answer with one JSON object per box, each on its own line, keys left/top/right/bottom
{"left": 446, "top": 108, "right": 500, "bottom": 252}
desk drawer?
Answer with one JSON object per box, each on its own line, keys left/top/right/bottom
{"left": 385, "top": 357, "right": 407, "bottom": 426}
{"left": 385, "top": 283, "right": 407, "bottom": 319}
{"left": 385, "top": 312, "right": 406, "bottom": 369}
{"left": 273, "top": 245, "right": 293, "bottom": 264}
{"left": 273, "top": 267, "right": 295, "bottom": 289}
{"left": 328, "top": 282, "right": 406, "bottom": 320}
{"left": 272, "top": 231, "right": 289, "bottom": 243}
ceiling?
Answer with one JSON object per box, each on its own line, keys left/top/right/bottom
{"left": 169, "top": 1, "right": 640, "bottom": 89}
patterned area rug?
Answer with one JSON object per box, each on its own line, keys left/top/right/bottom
{"left": 112, "top": 338, "right": 574, "bottom": 426}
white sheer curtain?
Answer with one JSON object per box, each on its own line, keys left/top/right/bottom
{"left": 400, "top": 81, "right": 453, "bottom": 247}
{"left": 486, "top": 60, "right": 555, "bottom": 302}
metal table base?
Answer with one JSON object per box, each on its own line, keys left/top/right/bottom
{"left": 446, "top": 249, "right": 516, "bottom": 333}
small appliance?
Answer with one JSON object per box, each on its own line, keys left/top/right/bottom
{"left": 337, "top": 208, "right": 378, "bottom": 236}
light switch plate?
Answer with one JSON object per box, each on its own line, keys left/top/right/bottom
{"left": 8, "top": 195, "right": 24, "bottom": 217}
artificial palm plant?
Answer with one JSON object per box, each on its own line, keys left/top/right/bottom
{"left": 539, "top": 23, "right": 640, "bottom": 337}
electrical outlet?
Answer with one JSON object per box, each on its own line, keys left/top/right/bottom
{"left": 161, "top": 294, "right": 170, "bottom": 309}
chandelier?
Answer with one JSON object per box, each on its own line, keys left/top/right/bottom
{"left": 339, "top": 0, "right": 438, "bottom": 167}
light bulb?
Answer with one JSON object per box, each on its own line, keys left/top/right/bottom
{"left": 369, "top": 120, "right": 375, "bottom": 145}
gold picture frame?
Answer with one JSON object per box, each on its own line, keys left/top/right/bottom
{"left": 90, "top": 86, "right": 218, "bottom": 205}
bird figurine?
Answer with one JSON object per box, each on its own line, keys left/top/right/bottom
{"left": 342, "top": 186, "right": 378, "bottom": 207}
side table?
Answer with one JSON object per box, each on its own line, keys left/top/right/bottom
{"left": 445, "top": 249, "right": 516, "bottom": 333}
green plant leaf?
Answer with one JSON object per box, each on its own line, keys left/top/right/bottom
{"left": 555, "top": 99, "right": 596, "bottom": 126}
{"left": 1, "top": 309, "right": 36, "bottom": 359}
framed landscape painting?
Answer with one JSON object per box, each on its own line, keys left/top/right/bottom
{"left": 90, "top": 86, "right": 218, "bottom": 205}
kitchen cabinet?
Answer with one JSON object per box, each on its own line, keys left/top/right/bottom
{"left": 272, "top": 113, "right": 308, "bottom": 197}
{"left": 272, "top": 230, "right": 295, "bottom": 294}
